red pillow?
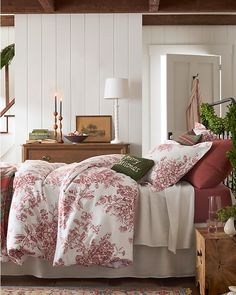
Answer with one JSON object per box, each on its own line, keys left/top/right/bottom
{"left": 183, "top": 140, "right": 233, "bottom": 188}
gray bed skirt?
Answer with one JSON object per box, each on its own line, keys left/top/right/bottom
{"left": 2, "top": 245, "right": 195, "bottom": 278}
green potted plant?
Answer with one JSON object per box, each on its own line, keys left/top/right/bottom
{"left": 217, "top": 205, "right": 236, "bottom": 222}
{"left": 217, "top": 205, "right": 236, "bottom": 236}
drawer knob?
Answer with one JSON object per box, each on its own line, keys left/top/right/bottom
{"left": 197, "top": 250, "right": 202, "bottom": 257}
{"left": 42, "top": 155, "right": 51, "bottom": 162}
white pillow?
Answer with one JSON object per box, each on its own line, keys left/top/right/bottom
{"left": 145, "top": 142, "right": 212, "bottom": 192}
{"left": 163, "top": 139, "right": 180, "bottom": 145}
{"left": 193, "top": 122, "right": 218, "bottom": 142}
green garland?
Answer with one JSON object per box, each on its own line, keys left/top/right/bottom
{"left": 226, "top": 104, "right": 236, "bottom": 176}
{"left": 200, "top": 103, "right": 229, "bottom": 134}
{"left": 200, "top": 102, "right": 236, "bottom": 195}
{"left": 1, "top": 43, "right": 15, "bottom": 69}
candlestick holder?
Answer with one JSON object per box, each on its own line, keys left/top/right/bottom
{"left": 58, "top": 115, "right": 64, "bottom": 143}
{"left": 53, "top": 111, "right": 58, "bottom": 142}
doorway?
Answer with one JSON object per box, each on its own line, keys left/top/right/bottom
{"left": 143, "top": 44, "right": 233, "bottom": 154}
{"left": 161, "top": 53, "right": 221, "bottom": 143}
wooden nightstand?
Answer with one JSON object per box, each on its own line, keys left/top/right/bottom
{"left": 22, "top": 143, "right": 129, "bottom": 163}
{"left": 195, "top": 227, "right": 236, "bottom": 295}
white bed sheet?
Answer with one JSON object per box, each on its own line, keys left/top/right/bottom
{"left": 134, "top": 181, "right": 194, "bottom": 253}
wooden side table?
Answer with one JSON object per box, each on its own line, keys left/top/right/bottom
{"left": 195, "top": 227, "right": 236, "bottom": 295}
{"left": 22, "top": 143, "right": 129, "bottom": 163}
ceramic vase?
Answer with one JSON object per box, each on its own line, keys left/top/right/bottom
{"left": 224, "top": 217, "right": 236, "bottom": 237}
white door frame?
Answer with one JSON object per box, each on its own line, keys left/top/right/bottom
{"left": 142, "top": 44, "right": 233, "bottom": 155}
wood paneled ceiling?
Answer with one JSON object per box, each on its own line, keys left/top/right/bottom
{"left": 1, "top": 0, "right": 236, "bottom": 26}
{"left": 2, "top": 0, "right": 236, "bottom": 14}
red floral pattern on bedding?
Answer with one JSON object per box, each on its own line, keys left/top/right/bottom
{"left": 9, "top": 206, "right": 58, "bottom": 263}
{"left": 193, "top": 122, "right": 218, "bottom": 142}
{"left": 7, "top": 155, "right": 138, "bottom": 268}
{"left": 145, "top": 142, "right": 212, "bottom": 191}
{"left": 150, "top": 154, "right": 200, "bottom": 191}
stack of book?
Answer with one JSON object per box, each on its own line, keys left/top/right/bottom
{"left": 29, "top": 129, "right": 49, "bottom": 140}
{"left": 27, "top": 129, "right": 57, "bottom": 143}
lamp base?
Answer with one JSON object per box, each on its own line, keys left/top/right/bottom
{"left": 110, "top": 138, "right": 122, "bottom": 144}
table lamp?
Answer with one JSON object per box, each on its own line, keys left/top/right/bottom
{"left": 104, "top": 78, "right": 129, "bottom": 144}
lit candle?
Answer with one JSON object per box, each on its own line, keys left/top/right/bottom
{"left": 54, "top": 93, "right": 57, "bottom": 113}
{"left": 59, "top": 98, "right": 62, "bottom": 117}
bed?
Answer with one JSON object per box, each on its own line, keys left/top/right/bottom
{"left": 1, "top": 138, "right": 234, "bottom": 278}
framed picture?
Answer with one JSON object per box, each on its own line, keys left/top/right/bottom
{"left": 76, "top": 115, "right": 112, "bottom": 143}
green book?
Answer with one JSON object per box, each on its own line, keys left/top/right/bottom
{"left": 29, "top": 134, "right": 49, "bottom": 140}
{"left": 32, "top": 129, "right": 49, "bottom": 134}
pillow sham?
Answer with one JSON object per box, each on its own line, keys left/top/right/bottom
{"left": 111, "top": 155, "right": 154, "bottom": 181}
{"left": 183, "top": 139, "right": 233, "bottom": 188}
{"left": 145, "top": 142, "right": 212, "bottom": 192}
{"left": 177, "top": 132, "right": 202, "bottom": 146}
{"left": 193, "top": 122, "right": 218, "bottom": 142}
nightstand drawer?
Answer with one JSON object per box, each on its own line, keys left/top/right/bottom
{"left": 27, "top": 148, "right": 86, "bottom": 163}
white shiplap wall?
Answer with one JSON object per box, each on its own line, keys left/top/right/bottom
{"left": 143, "top": 25, "right": 236, "bottom": 154}
{"left": 14, "top": 14, "right": 142, "bottom": 162}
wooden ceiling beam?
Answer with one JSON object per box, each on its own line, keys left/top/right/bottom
{"left": 1, "top": 0, "right": 44, "bottom": 13}
{"left": 149, "top": 0, "right": 160, "bottom": 12}
{"left": 1, "top": 0, "right": 149, "bottom": 13}
{"left": 37, "top": 0, "right": 55, "bottom": 13}
{"left": 56, "top": 0, "right": 149, "bottom": 13}
{"left": 143, "top": 14, "right": 236, "bottom": 26}
{"left": 0, "top": 15, "right": 14, "bottom": 26}
{"left": 2, "top": 7, "right": 43, "bottom": 13}
{"left": 2, "top": 0, "right": 236, "bottom": 14}
{"left": 157, "top": 0, "right": 236, "bottom": 12}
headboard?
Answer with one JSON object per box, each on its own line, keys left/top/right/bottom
{"left": 209, "top": 97, "right": 236, "bottom": 194}
{"left": 221, "top": 131, "right": 234, "bottom": 193}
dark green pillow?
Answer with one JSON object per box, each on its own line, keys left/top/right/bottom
{"left": 111, "top": 155, "right": 154, "bottom": 181}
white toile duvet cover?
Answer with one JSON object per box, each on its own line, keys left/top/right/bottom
{"left": 6, "top": 155, "right": 139, "bottom": 268}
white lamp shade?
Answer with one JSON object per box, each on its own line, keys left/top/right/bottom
{"left": 104, "top": 78, "right": 129, "bottom": 99}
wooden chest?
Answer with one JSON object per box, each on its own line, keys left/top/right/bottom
{"left": 22, "top": 143, "right": 129, "bottom": 163}
{"left": 195, "top": 227, "right": 236, "bottom": 295}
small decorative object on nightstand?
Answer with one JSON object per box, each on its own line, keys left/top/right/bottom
{"left": 207, "top": 195, "right": 221, "bottom": 233}
{"left": 195, "top": 227, "right": 236, "bottom": 295}
{"left": 58, "top": 98, "right": 63, "bottom": 143}
{"left": 224, "top": 217, "right": 236, "bottom": 237}
{"left": 53, "top": 93, "right": 58, "bottom": 142}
